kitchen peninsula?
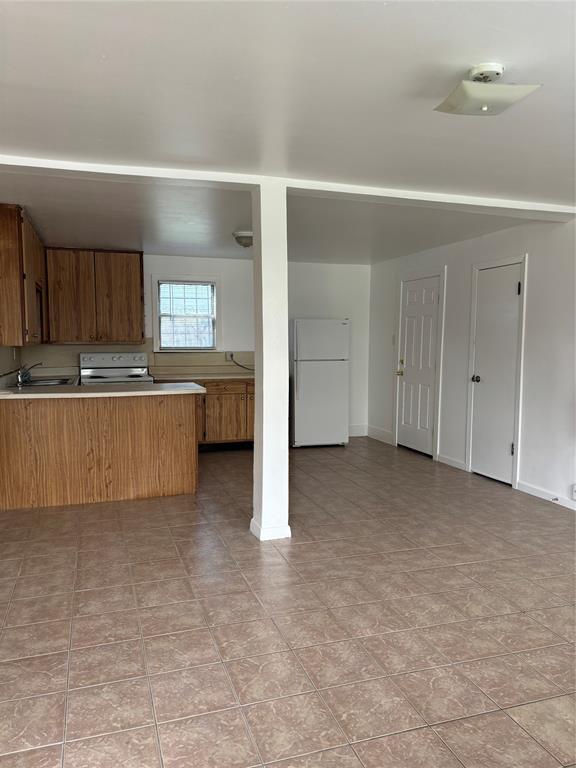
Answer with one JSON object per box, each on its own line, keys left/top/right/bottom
{"left": 0, "top": 382, "right": 205, "bottom": 509}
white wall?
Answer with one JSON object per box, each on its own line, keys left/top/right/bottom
{"left": 145, "top": 254, "right": 371, "bottom": 433}
{"left": 368, "top": 220, "right": 576, "bottom": 508}
{"left": 145, "top": 254, "right": 255, "bottom": 351}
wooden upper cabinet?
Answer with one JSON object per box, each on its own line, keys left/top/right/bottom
{"left": 0, "top": 204, "right": 47, "bottom": 347}
{"left": 94, "top": 251, "right": 144, "bottom": 343}
{"left": 0, "top": 206, "right": 26, "bottom": 346}
{"left": 46, "top": 249, "right": 143, "bottom": 344}
{"left": 47, "top": 249, "right": 97, "bottom": 343}
{"left": 21, "top": 213, "right": 48, "bottom": 344}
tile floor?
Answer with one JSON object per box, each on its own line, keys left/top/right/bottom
{"left": 0, "top": 438, "right": 574, "bottom": 767}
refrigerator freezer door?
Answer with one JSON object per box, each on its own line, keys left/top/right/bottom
{"left": 292, "top": 360, "right": 349, "bottom": 446}
{"left": 294, "top": 319, "right": 350, "bottom": 361}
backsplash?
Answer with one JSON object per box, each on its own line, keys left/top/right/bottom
{"left": 0, "top": 346, "right": 21, "bottom": 389}
{"left": 20, "top": 340, "right": 254, "bottom": 379}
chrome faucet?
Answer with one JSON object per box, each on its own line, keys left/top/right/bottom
{"left": 16, "top": 362, "right": 43, "bottom": 387}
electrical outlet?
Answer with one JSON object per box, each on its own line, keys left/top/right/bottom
{"left": 225, "top": 352, "right": 233, "bottom": 362}
{"left": 571, "top": 484, "right": 576, "bottom": 502}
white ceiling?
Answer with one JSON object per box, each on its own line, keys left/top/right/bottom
{"left": 0, "top": 1, "right": 574, "bottom": 205}
{"left": 0, "top": 166, "right": 524, "bottom": 263}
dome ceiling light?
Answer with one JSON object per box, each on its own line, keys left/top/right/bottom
{"left": 233, "top": 231, "right": 253, "bottom": 248}
{"left": 435, "top": 63, "right": 541, "bottom": 116}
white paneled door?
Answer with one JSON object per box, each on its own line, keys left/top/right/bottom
{"left": 470, "top": 263, "right": 522, "bottom": 483}
{"left": 397, "top": 276, "right": 440, "bottom": 455}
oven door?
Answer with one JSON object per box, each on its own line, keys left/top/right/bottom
{"left": 80, "top": 367, "right": 153, "bottom": 385}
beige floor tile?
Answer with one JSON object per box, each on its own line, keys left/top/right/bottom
{"left": 200, "top": 592, "right": 267, "bottom": 626}
{"left": 212, "top": 618, "right": 289, "bottom": 660}
{"left": 150, "top": 662, "right": 236, "bottom": 721}
{"left": 226, "top": 650, "right": 313, "bottom": 704}
{"left": 0, "top": 620, "right": 71, "bottom": 662}
{"left": 69, "top": 639, "right": 146, "bottom": 688}
{"left": 0, "top": 652, "right": 68, "bottom": 702}
{"left": 134, "top": 578, "right": 195, "bottom": 608}
{"left": 0, "top": 744, "right": 63, "bottom": 767}
{"left": 507, "top": 694, "right": 576, "bottom": 765}
{"left": 296, "top": 639, "right": 383, "bottom": 688}
{"left": 419, "top": 619, "right": 508, "bottom": 662}
{"left": 274, "top": 610, "right": 352, "bottom": 648}
{"left": 0, "top": 693, "right": 65, "bottom": 755}
{"left": 138, "top": 600, "right": 206, "bottom": 637}
{"left": 73, "top": 586, "right": 136, "bottom": 617}
{"left": 244, "top": 691, "right": 346, "bottom": 763}
{"left": 71, "top": 611, "right": 141, "bottom": 648}
{"left": 353, "top": 727, "right": 464, "bottom": 767}
{"left": 394, "top": 665, "right": 498, "bottom": 724}
{"left": 361, "top": 629, "right": 449, "bottom": 674}
{"left": 458, "top": 653, "right": 564, "bottom": 707}
{"left": 263, "top": 745, "right": 363, "bottom": 766}
{"left": 5, "top": 594, "right": 73, "bottom": 627}
{"left": 434, "top": 710, "right": 561, "bottom": 767}
{"left": 321, "top": 676, "right": 425, "bottom": 740}
{"left": 478, "top": 614, "right": 565, "bottom": 651}
{"left": 66, "top": 678, "right": 154, "bottom": 740}
{"left": 331, "top": 601, "right": 409, "bottom": 636}
{"left": 518, "top": 644, "right": 576, "bottom": 692}
{"left": 144, "top": 628, "right": 219, "bottom": 674}
{"left": 158, "top": 708, "right": 260, "bottom": 768}
{"left": 63, "top": 727, "right": 161, "bottom": 768}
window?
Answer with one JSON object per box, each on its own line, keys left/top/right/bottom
{"left": 158, "top": 281, "right": 216, "bottom": 350}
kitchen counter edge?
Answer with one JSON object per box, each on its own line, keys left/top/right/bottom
{"left": 0, "top": 382, "right": 207, "bottom": 399}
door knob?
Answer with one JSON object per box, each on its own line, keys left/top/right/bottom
{"left": 471, "top": 374, "right": 481, "bottom": 382}
{"left": 396, "top": 370, "right": 404, "bottom": 376}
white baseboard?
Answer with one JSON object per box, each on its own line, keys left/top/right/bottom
{"left": 250, "top": 518, "right": 292, "bottom": 541}
{"left": 367, "top": 426, "right": 395, "bottom": 445}
{"left": 516, "top": 481, "right": 576, "bottom": 512}
{"left": 437, "top": 454, "right": 469, "bottom": 471}
{"left": 349, "top": 424, "right": 368, "bottom": 437}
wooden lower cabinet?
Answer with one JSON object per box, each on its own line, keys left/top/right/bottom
{"left": 169, "top": 379, "right": 255, "bottom": 443}
{"left": 246, "top": 384, "right": 255, "bottom": 441}
{"left": 0, "top": 394, "right": 199, "bottom": 509}
{"left": 205, "top": 393, "right": 247, "bottom": 442}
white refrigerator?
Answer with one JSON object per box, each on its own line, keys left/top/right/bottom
{"left": 290, "top": 318, "right": 350, "bottom": 447}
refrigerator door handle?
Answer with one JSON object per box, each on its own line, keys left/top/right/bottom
{"left": 294, "top": 321, "right": 299, "bottom": 362}
{"left": 295, "top": 361, "right": 300, "bottom": 400}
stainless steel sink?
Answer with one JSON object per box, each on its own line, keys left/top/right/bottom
{"left": 18, "top": 377, "right": 79, "bottom": 387}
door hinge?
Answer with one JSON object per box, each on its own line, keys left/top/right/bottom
{"left": 511, "top": 442, "right": 515, "bottom": 456}
{"left": 517, "top": 281, "right": 521, "bottom": 295}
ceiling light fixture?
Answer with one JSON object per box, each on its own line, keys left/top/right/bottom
{"left": 435, "top": 63, "right": 541, "bottom": 116}
{"left": 232, "top": 230, "right": 253, "bottom": 248}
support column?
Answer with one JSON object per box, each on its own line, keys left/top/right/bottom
{"left": 250, "top": 181, "right": 291, "bottom": 541}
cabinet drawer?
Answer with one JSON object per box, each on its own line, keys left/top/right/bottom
{"left": 201, "top": 381, "right": 246, "bottom": 394}
{"left": 246, "top": 382, "right": 255, "bottom": 394}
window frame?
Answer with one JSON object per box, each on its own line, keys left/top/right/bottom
{"left": 152, "top": 276, "right": 220, "bottom": 352}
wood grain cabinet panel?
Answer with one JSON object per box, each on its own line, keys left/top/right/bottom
{"left": 47, "top": 249, "right": 97, "bottom": 343}
{"left": 94, "top": 251, "right": 144, "bottom": 342}
{"left": 205, "top": 393, "right": 247, "bottom": 442}
{"left": 246, "top": 391, "right": 255, "bottom": 441}
{"left": 0, "top": 205, "right": 48, "bottom": 347}
{"left": 21, "top": 213, "right": 48, "bottom": 344}
{"left": 161, "top": 378, "right": 255, "bottom": 444}
{"left": 0, "top": 205, "right": 25, "bottom": 346}
{"left": 0, "top": 394, "right": 198, "bottom": 508}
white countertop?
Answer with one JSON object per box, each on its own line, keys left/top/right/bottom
{"left": 0, "top": 382, "right": 206, "bottom": 400}
{"left": 152, "top": 372, "right": 254, "bottom": 381}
